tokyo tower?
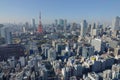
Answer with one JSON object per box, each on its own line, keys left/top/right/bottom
{"left": 37, "top": 12, "right": 43, "bottom": 33}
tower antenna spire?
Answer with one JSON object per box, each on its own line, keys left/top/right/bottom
{"left": 39, "top": 12, "right": 41, "bottom": 20}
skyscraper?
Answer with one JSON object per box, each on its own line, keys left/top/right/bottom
{"left": 55, "top": 19, "right": 58, "bottom": 26}
{"left": 112, "top": 16, "right": 120, "bottom": 37}
{"left": 91, "top": 23, "right": 98, "bottom": 37}
{"left": 1, "top": 27, "right": 12, "bottom": 44}
{"left": 59, "top": 19, "right": 64, "bottom": 27}
{"left": 64, "top": 19, "right": 67, "bottom": 32}
{"left": 80, "top": 20, "right": 88, "bottom": 37}
{"left": 112, "top": 16, "right": 120, "bottom": 31}
{"left": 32, "top": 19, "right": 36, "bottom": 28}
{"left": 0, "top": 24, "right": 4, "bottom": 37}
{"left": 32, "top": 19, "right": 36, "bottom": 32}
{"left": 6, "top": 31, "right": 12, "bottom": 44}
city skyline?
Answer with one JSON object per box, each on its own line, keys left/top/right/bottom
{"left": 0, "top": 0, "right": 120, "bottom": 24}
{"left": 0, "top": 1, "right": 120, "bottom": 80}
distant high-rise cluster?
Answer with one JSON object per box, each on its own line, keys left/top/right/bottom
{"left": 55, "top": 19, "right": 67, "bottom": 32}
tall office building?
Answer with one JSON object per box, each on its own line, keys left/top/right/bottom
{"left": 0, "top": 27, "right": 5, "bottom": 38}
{"left": 112, "top": 16, "right": 120, "bottom": 31}
{"left": 88, "top": 24, "right": 91, "bottom": 34}
{"left": 91, "top": 23, "right": 98, "bottom": 37}
{"left": 32, "top": 19, "right": 36, "bottom": 32}
{"left": 91, "top": 38, "right": 107, "bottom": 53}
{"left": 0, "top": 24, "right": 4, "bottom": 37}
{"left": 32, "top": 19, "right": 36, "bottom": 28}
{"left": 6, "top": 31, "right": 12, "bottom": 44}
{"left": 112, "top": 16, "right": 120, "bottom": 37}
{"left": 80, "top": 20, "right": 88, "bottom": 37}
{"left": 25, "top": 22, "right": 29, "bottom": 28}
{"left": 55, "top": 19, "right": 58, "bottom": 26}
{"left": 71, "top": 23, "right": 77, "bottom": 31}
{"left": 64, "top": 19, "right": 67, "bottom": 32}
{"left": 1, "top": 27, "right": 12, "bottom": 44}
{"left": 59, "top": 19, "right": 64, "bottom": 27}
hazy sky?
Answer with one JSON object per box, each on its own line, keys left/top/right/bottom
{"left": 0, "top": 0, "right": 120, "bottom": 24}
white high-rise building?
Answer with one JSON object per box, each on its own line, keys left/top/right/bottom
{"left": 91, "top": 23, "right": 98, "bottom": 36}
{"left": 91, "top": 38, "right": 102, "bottom": 52}
{"left": 80, "top": 20, "right": 88, "bottom": 37}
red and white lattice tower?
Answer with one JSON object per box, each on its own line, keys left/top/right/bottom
{"left": 37, "top": 12, "right": 43, "bottom": 33}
